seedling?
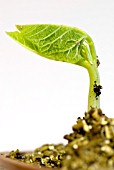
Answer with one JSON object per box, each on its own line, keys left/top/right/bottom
{"left": 6, "top": 24, "right": 102, "bottom": 111}
{"left": 3, "top": 24, "right": 114, "bottom": 170}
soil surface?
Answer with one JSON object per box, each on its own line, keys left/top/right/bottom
{"left": 5, "top": 108, "right": 114, "bottom": 170}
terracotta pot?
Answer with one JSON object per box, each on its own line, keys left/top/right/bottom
{"left": 0, "top": 152, "right": 58, "bottom": 170}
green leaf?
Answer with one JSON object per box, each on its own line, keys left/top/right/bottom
{"left": 7, "top": 24, "right": 97, "bottom": 68}
{"left": 6, "top": 24, "right": 101, "bottom": 111}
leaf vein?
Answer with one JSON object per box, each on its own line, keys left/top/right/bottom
{"left": 23, "top": 25, "right": 37, "bottom": 36}
{"left": 27, "top": 26, "right": 49, "bottom": 38}
{"left": 39, "top": 26, "right": 62, "bottom": 41}
{"left": 41, "top": 30, "right": 70, "bottom": 49}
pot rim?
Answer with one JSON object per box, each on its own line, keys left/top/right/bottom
{"left": 0, "top": 152, "right": 57, "bottom": 170}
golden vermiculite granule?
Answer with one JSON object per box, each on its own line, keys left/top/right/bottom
{"left": 7, "top": 108, "right": 114, "bottom": 170}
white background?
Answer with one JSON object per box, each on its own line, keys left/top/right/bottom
{"left": 0, "top": 0, "right": 114, "bottom": 151}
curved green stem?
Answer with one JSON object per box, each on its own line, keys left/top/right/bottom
{"left": 77, "top": 36, "right": 101, "bottom": 111}
{"left": 87, "top": 64, "right": 100, "bottom": 110}
{"left": 78, "top": 60, "right": 100, "bottom": 111}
